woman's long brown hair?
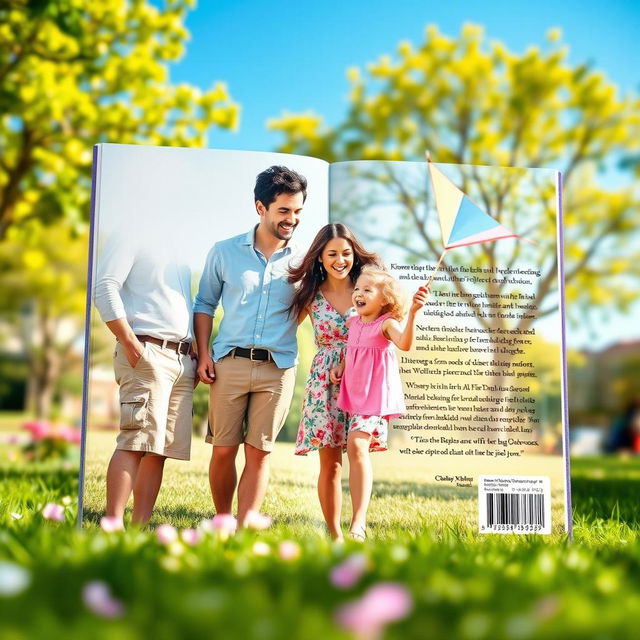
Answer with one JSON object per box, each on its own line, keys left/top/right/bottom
{"left": 288, "top": 223, "right": 382, "bottom": 318}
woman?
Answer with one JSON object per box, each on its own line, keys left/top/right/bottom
{"left": 289, "top": 223, "right": 381, "bottom": 541}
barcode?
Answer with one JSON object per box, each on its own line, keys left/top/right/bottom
{"left": 486, "top": 492, "right": 545, "bottom": 527}
{"left": 478, "top": 475, "right": 551, "bottom": 534}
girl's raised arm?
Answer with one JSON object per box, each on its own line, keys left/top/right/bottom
{"left": 383, "top": 285, "right": 430, "bottom": 351}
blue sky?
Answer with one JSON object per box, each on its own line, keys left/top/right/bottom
{"left": 166, "top": 0, "right": 639, "bottom": 349}
{"left": 170, "top": 0, "right": 639, "bottom": 152}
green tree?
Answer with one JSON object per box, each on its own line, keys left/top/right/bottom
{"left": 270, "top": 24, "right": 640, "bottom": 323}
{"left": 0, "top": 220, "right": 88, "bottom": 417}
{"left": 0, "top": 0, "right": 238, "bottom": 239}
{"left": 0, "top": 0, "right": 239, "bottom": 417}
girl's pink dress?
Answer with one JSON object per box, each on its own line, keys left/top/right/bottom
{"left": 337, "top": 313, "right": 406, "bottom": 419}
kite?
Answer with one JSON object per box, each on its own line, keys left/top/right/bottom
{"left": 425, "top": 152, "right": 530, "bottom": 287}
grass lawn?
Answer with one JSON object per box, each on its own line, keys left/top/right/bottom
{"left": 82, "top": 432, "right": 568, "bottom": 537}
{"left": 2, "top": 434, "right": 640, "bottom": 639}
{"left": 0, "top": 411, "right": 29, "bottom": 432}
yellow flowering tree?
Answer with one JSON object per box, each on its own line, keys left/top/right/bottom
{"left": 270, "top": 25, "right": 640, "bottom": 321}
{"left": 0, "top": 221, "right": 89, "bottom": 417}
{"left": 0, "top": 0, "right": 238, "bottom": 239}
{"left": 0, "top": 0, "right": 239, "bottom": 416}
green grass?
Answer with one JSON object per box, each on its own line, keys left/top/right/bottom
{"left": 0, "top": 411, "right": 29, "bottom": 432}
{"left": 82, "top": 433, "right": 567, "bottom": 537}
{"left": 2, "top": 444, "right": 640, "bottom": 639}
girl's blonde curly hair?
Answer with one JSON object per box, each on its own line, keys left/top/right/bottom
{"left": 357, "top": 266, "right": 407, "bottom": 321}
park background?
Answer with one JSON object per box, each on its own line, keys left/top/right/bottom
{"left": 1, "top": 1, "right": 639, "bottom": 638}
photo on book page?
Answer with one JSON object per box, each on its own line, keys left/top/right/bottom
{"left": 329, "top": 159, "right": 570, "bottom": 535}
{"left": 81, "top": 143, "right": 570, "bottom": 537}
{"left": 80, "top": 144, "right": 328, "bottom": 529}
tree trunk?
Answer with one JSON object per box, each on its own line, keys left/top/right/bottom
{"left": 26, "top": 307, "right": 61, "bottom": 419}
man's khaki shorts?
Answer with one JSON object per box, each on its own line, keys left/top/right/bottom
{"left": 113, "top": 341, "right": 195, "bottom": 460}
{"left": 206, "top": 353, "right": 296, "bottom": 452}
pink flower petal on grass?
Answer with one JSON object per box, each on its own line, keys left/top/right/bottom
{"left": 57, "top": 425, "right": 82, "bottom": 444}
{"left": 330, "top": 553, "right": 368, "bottom": 589}
{"left": 100, "top": 517, "right": 124, "bottom": 533}
{"left": 201, "top": 514, "right": 238, "bottom": 540}
{"left": 362, "top": 582, "right": 413, "bottom": 622}
{"left": 336, "top": 582, "right": 413, "bottom": 639}
{"left": 42, "top": 503, "right": 65, "bottom": 522}
{"left": 211, "top": 514, "right": 238, "bottom": 534}
{"left": 82, "top": 581, "right": 125, "bottom": 618}
{"left": 23, "top": 421, "right": 51, "bottom": 441}
{"left": 278, "top": 540, "right": 301, "bottom": 562}
{"left": 244, "top": 510, "right": 272, "bottom": 530}
{"left": 180, "top": 528, "right": 202, "bottom": 546}
{"left": 534, "top": 595, "right": 560, "bottom": 620}
{"left": 156, "top": 524, "right": 178, "bottom": 544}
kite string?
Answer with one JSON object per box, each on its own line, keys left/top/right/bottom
{"left": 426, "top": 249, "right": 448, "bottom": 289}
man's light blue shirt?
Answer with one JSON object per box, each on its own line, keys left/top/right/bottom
{"left": 193, "top": 228, "right": 302, "bottom": 368}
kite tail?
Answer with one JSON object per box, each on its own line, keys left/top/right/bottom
{"left": 426, "top": 249, "right": 448, "bottom": 289}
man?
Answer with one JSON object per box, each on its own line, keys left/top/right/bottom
{"left": 194, "top": 165, "right": 307, "bottom": 527}
{"left": 94, "top": 234, "right": 196, "bottom": 527}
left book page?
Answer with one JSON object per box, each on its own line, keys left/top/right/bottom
{"left": 80, "top": 144, "right": 329, "bottom": 525}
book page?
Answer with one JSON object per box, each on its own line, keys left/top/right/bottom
{"left": 329, "top": 159, "right": 569, "bottom": 534}
{"left": 81, "top": 144, "right": 329, "bottom": 525}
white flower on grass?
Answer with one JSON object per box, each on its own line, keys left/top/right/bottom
{"left": 198, "top": 518, "right": 215, "bottom": 534}
{"left": 278, "top": 540, "right": 301, "bottom": 562}
{"left": 99, "top": 516, "right": 124, "bottom": 532}
{"left": 244, "top": 510, "right": 272, "bottom": 530}
{"left": 156, "top": 524, "right": 178, "bottom": 544}
{"left": 206, "top": 514, "right": 238, "bottom": 540}
{"left": 0, "top": 562, "right": 30, "bottom": 597}
{"left": 166, "top": 541, "right": 184, "bottom": 557}
{"left": 252, "top": 541, "right": 271, "bottom": 556}
{"left": 10, "top": 512, "right": 22, "bottom": 520}
{"left": 180, "top": 528, "right": 202, "bottom": 546}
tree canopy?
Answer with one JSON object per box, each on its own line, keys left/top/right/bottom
{"left": 0, "top": 0, "right": 239, "bottom": 416}
{"left": 270, "top": 25, "right": 640, "bottom": 321}
{"left": 0, "top": 0, "right": 239, "bottom": 240}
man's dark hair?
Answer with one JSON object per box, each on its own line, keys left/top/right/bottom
{"left": 254, "top": 165, "right": 307, "bottom": 208}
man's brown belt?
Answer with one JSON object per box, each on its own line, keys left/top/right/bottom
{"left": 135, "top": 335, "right": 191, "bottom": 355}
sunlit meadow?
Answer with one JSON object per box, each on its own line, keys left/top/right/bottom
{"left": 2, "top": 418, "right": 640, "bottom": 639}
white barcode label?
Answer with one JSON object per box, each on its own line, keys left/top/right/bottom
{"left": 478, "top": 476, "right": 551, "bottom": 534}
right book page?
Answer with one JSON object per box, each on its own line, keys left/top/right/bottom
{"left": 329, "top": 159, "right": 570, "bottom": 535}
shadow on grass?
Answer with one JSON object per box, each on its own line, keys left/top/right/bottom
{"left": 82, "top": 505, "right": 325, "bottom": 533}
{"left": 81, "top": 504, "right": 214, "bottom": 528}
{"left": 79, "top": 456, "right": 640, "bottom": 528}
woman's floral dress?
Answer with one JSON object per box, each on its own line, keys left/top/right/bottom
{"left": 295, "top": 292, "right": 353, "bottom": 455}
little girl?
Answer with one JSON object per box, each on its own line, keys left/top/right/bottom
{"left": 331, "top": 266, "right": 429, "bottom": 540}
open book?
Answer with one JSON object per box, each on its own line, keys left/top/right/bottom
{"left": 81, "top": 144, "right": 570, "bottom": 535}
